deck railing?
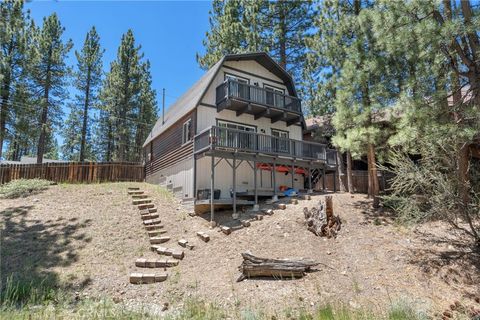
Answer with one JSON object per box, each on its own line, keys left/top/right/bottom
{"left": 216, "top": 79, "right": 302, "bottom": 113}
{"left": 194, "top": 126, "right": 337, "bottom": 165}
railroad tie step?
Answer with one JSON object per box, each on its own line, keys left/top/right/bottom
{"left": 148, "top": 230, "right": 167, "bottom": 237}
{"left": 128, "top": 187, "right": 140, "bottom": 190}
{"left": 139, "top": 209, "right": 150, "bottom": 215}
{"left": 152, "top": 246, "right": 185, "bottom": 260}
{"left": 129, "top": 272, "right": 168, "bottom": 284}
{"left": 144, "top": 224, "right": 164, "bottom": 231}
{"left": 135, "top": 258, "right": 179, "bottom": 268}
{"left": 148, "top": 207, "right": 157, "bottom": 213}
{"left": 196, "top": 231, "right": 210, "bottom": 242}
{"left": 149, "top": 236, "right": 170, "bottom": 244}
{"left": 133, "top": 199, "right": 152, "bottom": 205}
{"left": 141, "top": 213, "right": 159, "bottom": 220}
{"left": 132, "top": 194, "right": 149, "bottom": 199}
{"left": 138, "top": 203, "right": 155, "bottom": 210}
{"left": 128, "top": 190, "right": 144, "bottom": 195}
{"left": 143, "top": 218, "right": 161, "bottom": 225}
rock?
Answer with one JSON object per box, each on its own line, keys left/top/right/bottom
{"left": 275, "top": 203, "right": 286, "bottom": 210}
{"left": 162, "top": 302, "right": 169, "bottom": 311}
{"left": 129, "top": 273, "right": 143, "bottom": 284}
{"left": 172, "top": 250, "right": 184, "bottom": 260}
{"left": 290, "top": 199, "right": 298, "bottom": 205}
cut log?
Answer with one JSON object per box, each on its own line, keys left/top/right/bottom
{"left": 196, "top": 231, "right": 210, "bottom": 242}
{"left": 237, "top": 252, "right": 319, "bottom": 282}
{"left": 261, "top": 209, "right": 274, "bottom": 215}
{"left": 147, "top": 230, "right": 167, "bottom": 237}
{"left": 178, "top": 239, "right": 188, "bottom": 247}
{"left": 150, "top": 236, "right": 170, "bottom": 244}
{"left": 220, "top": 226, "right": 231, "bottom": 235}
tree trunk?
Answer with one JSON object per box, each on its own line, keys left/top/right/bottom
{"left": 0, "top": 71, "right": 12, "bottom": 160}
{"left": 346, "top": 151, "right": 354, "bottom": 193}
{"left": 278, "top": 3, "right": 287, "bottom": 70}
{"left": 336, "top": 152, "right": 347, "bottom": 192}
{"left": 367, "top": 143, "right": 380, "bottom": 208}
{"left": 79, "top": 68, "right": 91, "bottom": 162}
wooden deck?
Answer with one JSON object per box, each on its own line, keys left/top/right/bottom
{"left": 194, "top": 198, "right": 255, "bottom": 215}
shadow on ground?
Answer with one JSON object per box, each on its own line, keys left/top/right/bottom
{"left": 0, "top": 204, "right": 92, "bottom": 301}
{"left": 407, "top": 228, "right": 480, "bottom": 301}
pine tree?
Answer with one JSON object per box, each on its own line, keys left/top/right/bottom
{"left": 74, "top": 26, "right": 104, "bottom": 161}
{"left": 31, "top": 13, "right": 72, "bottom": 164}
{"left": 0, "top": 0, "right": 30, "bottom": 159}
{"left": 197, "top": 0, "right": 248, "bottom": 69}
{"left": 134, "top": 61, "right": 157, "bottom": 162}
{"left": 96, "top": 30, "right": 156, "bottom": 162}
{"left": 61, "top": 103, "right": 82, "bottom": 160}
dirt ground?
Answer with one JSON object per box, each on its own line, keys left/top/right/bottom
{"left": 1, "top": 182, "right": 479, "bottom": 316}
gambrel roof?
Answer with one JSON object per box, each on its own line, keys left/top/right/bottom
{"left": 143, "top": 52, "right": 298, "bottom": 147}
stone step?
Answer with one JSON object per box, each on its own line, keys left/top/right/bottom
{"left": 128, "top": 190, "right": 144, "bottom": 195}
{"left": 141, "top": 213, "right": 159, "bottom": 220}
{"left": 133, "top": 199, "right": 152, "bottom": 205}
{"left": 151, "top": 246, "right": 184, "bottom": 260}
{"left": 135, "top": 258, "right": 179, "bottom": 268}
{"left": 143, "top": 218, "right": 161, "bottom": 225}
{"left": 149, "top": 236, "right": 170, "bottom": 244}
{"left": 132, "top": 194, "right": 149, "bottom": 199}
{"left": 145, "top": 224, "right": 164, "bottom": 231}
{"left": 148, "top": 207, "right": 157, "bottom": 213}
{"left": 129, "top": 272, "right": 167, "bottom": 284}
{"left": 147, "top": 230, "right": 167, "bottom": 237}
{"left": 138, "top": 203, "right": 155, "bottom": 210}
{"left": 128, "top": 187, "right": 140, "bottom": 190}
{"left": 196, "top": 231, "right": 210, "bottom": 242}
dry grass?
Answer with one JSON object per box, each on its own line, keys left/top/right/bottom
{"left": 1, "top": 182, "right": 479, "bottom": 318}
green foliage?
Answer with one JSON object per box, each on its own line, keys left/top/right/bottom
{"left": 0, "top": 178, "right": 52, "bottom": 199}
{"left": 96, "top": 30, "right": 157, "bottom": 162}
{"left": 0, "top": 274, "right": 57, "bottom": 306}
{"left": 197, "top": 0, "right": 314, "bottom": 95}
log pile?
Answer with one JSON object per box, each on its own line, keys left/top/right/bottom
{"left": 303, "top": 196, "right": 341, "bottom": 238}
{"left": 237, "top": 252, "right": 319, "bottom": 281}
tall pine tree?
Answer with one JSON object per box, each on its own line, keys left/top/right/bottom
{"left": 73, "top": 26, "right": 104, "bottom": 161}
{"left": 31, "top": 13, "right": 72, "bottom": 163}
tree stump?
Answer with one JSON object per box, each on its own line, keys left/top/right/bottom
{"left": 303, "top": 196, "right": 341, "bottom": 238}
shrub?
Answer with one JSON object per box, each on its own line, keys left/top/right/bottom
{"left": 0, "top": 179, "right": 53, "bottom": 199}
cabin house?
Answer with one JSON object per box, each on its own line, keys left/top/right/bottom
{"left": 143, "top": 52, "right": 337, "bottom": 217}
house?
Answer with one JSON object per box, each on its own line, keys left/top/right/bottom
{"left": 143, "top": 52, "right": 337, "bottom": 218}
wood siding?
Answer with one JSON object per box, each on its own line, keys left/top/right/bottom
{"left": 145, "top": 110, "right": 196, "bottom": 176}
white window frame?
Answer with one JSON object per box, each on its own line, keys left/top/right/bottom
{"left": 182, "top": 119, "right": 192, "bottom": 144}
{"left": 271, "top": 129, "right": 289, "bottom": 153}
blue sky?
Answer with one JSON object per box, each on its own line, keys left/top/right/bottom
{"left": 25, "top": 0, "right": 211, "bottom": 133}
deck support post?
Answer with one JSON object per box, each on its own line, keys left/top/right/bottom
{"left": 232, "top": 154, "right": 238, "bottom": 219}
{"left": 210, "top": 154, "right": 215, "bottom": 222}
{"left": 272, "top": 159, "right": 278, "bottom": 202}
{"left": 333, "top": 169, "right": 337, "bottom": 192}
{"left": 253, "top": 158, "right": 259, "bottom": 211}
{"left": 322, "top": 167, "right": 326, "bottom": 192}
{"left": 308, "top": 165, "right": 312, "bottom": 193}
{"left": 291, "top": 161, "right": 295, "bottom": 190}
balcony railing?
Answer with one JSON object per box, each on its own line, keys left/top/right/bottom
{"left": 194, "top": 126, "right": 337, "bottom": 166}
{"left": 216, "top": 79, "right": 302, "bottom": 114}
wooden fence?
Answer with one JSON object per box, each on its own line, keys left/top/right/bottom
{"left": 316, "top": 170, "right": 394, "bottom": 194}
{"left": 0, "top": 162, "right": 145, "bottom": 184}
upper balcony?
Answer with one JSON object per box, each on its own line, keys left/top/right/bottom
{"left": 215, "top": 79, "right": 303, "bottom": 126}
{"left": 194, "top": 125, "right": 337, "bottom": 167}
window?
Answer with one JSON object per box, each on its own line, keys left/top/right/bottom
{"left": 224, "top": 73, "right": 249, "bottom": 84}
{"left": 182, "top": 119, "right": 193, "bottom": 144}
{"left": 217, "top": 120, "right": 256, "bottom": 150}
{"left": 271, "top": 129, "right": 289, "bottom": 153}
{"left": 264, "top": 85, "right": 285, "bottom": 108}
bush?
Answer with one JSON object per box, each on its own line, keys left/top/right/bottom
{"left": 0, "top": 179, "right": 53, "bottom": 199}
